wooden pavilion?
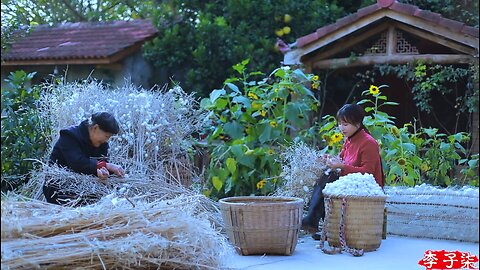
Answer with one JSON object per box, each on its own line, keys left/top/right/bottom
{"left": 283, "top": 0, "right": 479, "bottom": 152}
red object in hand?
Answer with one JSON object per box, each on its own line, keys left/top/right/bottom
{"left": 97, "top": 161, "right": 107, "bottom": 170}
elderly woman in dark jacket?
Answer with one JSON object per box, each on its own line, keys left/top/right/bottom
{"left": 43, "top": 112, "right": 124, "bottom": 205}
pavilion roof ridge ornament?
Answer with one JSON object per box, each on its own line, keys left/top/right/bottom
{"left": 378, "top": 0, "right": 396, "bottom": 8}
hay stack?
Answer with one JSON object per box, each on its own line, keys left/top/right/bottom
{"left": 1, "top": 194, "right": 232, "bottom": 270}
{"left": 275, "top": 142, "right": 338, "bottom": 205}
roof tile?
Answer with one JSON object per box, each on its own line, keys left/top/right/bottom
{"left": 297, "top": 32, "right": 319, "bottom": 48}
{"left": 335, "top": 13, "right": 359, "bottom": 29}
{"left": 438, "top": 17, "right": 465, "bottom": 32}
{"left": 413, "top": 9, "right": 442, "bottom": 24}
{"left": 462, "top": 25, "right": 479, "bottom": 38}
{"left": 389, "top": 2, "right": 419, "bottom": 15}
{"left": 356, "top": 4, "right": 381, "bottom": 18}
{"left": 316, "top": 24, "right": 338, "bottom": 37}
{"left": 3, "top": 20, "right": 157, "bottom": 62}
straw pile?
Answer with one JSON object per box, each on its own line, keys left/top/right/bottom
{"left": 23, "top": 164, "right": 210, "bottom": 208}
{"left": 275, "top": 142, "right": 340, "bottom": 205}
{"left": 36, "top": 79, "right": 205, "bottom": 178}
{"left": 22, "top": 79, "right": 206, "bottom": 204}
{"left": 1, "top": 193, "right": 232, "bottom": 270}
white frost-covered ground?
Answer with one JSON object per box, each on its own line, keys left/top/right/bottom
{"left": 224, "top": 234, "right": 479, "bottom": 270}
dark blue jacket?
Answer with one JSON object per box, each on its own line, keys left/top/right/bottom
{"left": 49, "top": 120, "right": 109, "bottom": 176}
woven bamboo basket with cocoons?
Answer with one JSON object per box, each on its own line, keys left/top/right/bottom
{"left": 219, "top": 196, "right": 303, "bottom": 255}
{"left": 323, "top": 194, "right": 387, "bottom": 252}
{"left": 321, "top": 173, "right": 387, "bottom": 254}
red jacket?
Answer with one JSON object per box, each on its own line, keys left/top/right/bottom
{"left": 339, "top": 128, "right": 384, "bottom": 187}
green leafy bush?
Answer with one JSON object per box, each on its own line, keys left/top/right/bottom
{"left": 1, "top": 71, "right": 49, "bottom": 191}
{"left": 198, "top": 60, "right": 319, "bottom": 199}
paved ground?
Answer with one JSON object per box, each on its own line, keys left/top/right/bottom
{"left": 224, "top": 234, "right": 479, "bottom": 270}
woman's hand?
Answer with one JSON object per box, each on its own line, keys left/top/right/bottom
{"left": 326, "top": 156, "right": 344, "bottom": 170}
{"left": 106, "top": 163, "right": 125, "bottom": 177}
{"left": 97, "top": 167, "right": 110, "bottom": 181}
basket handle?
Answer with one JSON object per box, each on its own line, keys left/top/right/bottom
{"left": 319, "top": 197, "right": 364, "bottom": 256}
{"left": 339, "top": 197, "right": 364, "bottom": 257}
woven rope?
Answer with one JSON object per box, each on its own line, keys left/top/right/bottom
{"left": 319, "top": 197, "right": 341, "bottom": 254}
{"left": 339, "top": 198, "right": 364, "bottom": 256}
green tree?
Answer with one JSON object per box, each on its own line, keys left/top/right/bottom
{"left": 143, "top": 0, "right": 349, "bottom": 97}
{"left": 1, "top": 71, "right": 50, "bottom": 191}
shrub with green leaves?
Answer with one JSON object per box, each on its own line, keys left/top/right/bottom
{"left": 1, "top": 71, "right": 49, "bottom": 191}
{"left": 199, "top": 60, "right": 319, "bottom": 199}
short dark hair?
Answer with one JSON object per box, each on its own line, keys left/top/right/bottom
{"left": 336, "top": 104, "right": 365, "bottom": 126}
{"left": 90, "top": 112, "right": 120, "bottom": 134}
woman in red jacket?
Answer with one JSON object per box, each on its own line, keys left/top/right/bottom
{"left": 302, "top": 104, "right": 384, "bottom": 238}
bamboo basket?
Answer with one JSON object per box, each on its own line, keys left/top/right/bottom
{"left": 324, "top": 195, "right": 387, "bottom": 252}
{"left": 219, "top": 196, "right": 304, "bottom": 256}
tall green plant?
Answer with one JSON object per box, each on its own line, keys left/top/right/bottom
{"left": 199, "top": 60, "right": 319, "bottom": 199}
{"left": 1, "top": 71, "right": 49, "bottom": 191}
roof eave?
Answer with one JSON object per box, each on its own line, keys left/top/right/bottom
{"left": 284, "top": 9, "right": 479, "bottom": 65}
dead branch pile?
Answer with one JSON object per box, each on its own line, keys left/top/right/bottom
{"left": 22, "top": 165, "right": 223, "bottom": 228}
{"left": 36, "top": 79, "right": 206, "bottom": 180}
{"left": 275, "top": 142, "right": 340, "bottom": 205}
{"left": 1, "top": 193, "right": 232, "bottom": 270}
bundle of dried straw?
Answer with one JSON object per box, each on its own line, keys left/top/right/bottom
{"left": 36, "top": 80, "right": 205, "bottom": 177}
{"left": 22, "top": 164, "right": 222, "bottom": 229}
{"left": 275, "top": 142, "right": 340, "bottom": 205}
{"left": 1, "top": 193, "right": 232, "bottom": 270}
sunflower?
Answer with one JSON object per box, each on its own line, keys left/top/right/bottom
{"left": 369, "top": 85, "right": 380, "bottom": 95}
{"left": 312, "top": 75, "right": 319, "bottom": 81}
{"left": 397, "top": 158, "right": 406, "bottom": 166}
{"left": 270, "top": 121, "right": 277, "bottom": 128}
{"left": 420, "top": 163, "right": 430, "bottom": 172}
{"left": 256, "top": 179, "right": 267, "bottom": 189}
{"left": 248, "top": 92, "right": 259, "bottom": 100}
{"left": 331, "top": 132, "right": 344, "bottom": 144}
{"left": 390, "top": 126, "right": 400, "bottom": 136}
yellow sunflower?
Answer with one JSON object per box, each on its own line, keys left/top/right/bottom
{"left": 256, "top": 179, "right": 267, "bottom": 189}
{"left": 331, "top": 133, "right": 344, "bottom": 144}
{"left": 369, "top": 85, "right": 380, "bottom": 95}
{"left": 390, "top": 126, "right": 400, "bottom": 136}
{"left": 270, "top": 121, "right": 277, "bottom": 128}
{"left": 397, "top": 158, "right": 406, "bottom": 166}
{"left": 248, "top": 92, "right": 259, "bottom": 100}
